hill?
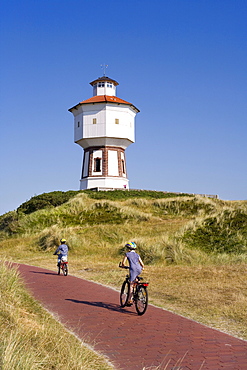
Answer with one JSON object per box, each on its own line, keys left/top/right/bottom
{"left": 0, "top": 189, "right": 247, "bottom": 341}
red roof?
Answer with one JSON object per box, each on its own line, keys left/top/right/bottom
{"left": 69, "top": 95, "right": 139, "bottom": 112}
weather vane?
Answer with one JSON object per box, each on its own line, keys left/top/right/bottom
{"left": 101, "top": 64, "right": 108, "bottom": 76}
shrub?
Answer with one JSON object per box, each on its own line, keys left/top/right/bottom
{"left": 17, "top": 191, "right": 81, "bottom": 215}
{"left": 0, "top": 211, "right": 21, "bottom": 236}
{"left": 37, "top": 228, "right": 61, "bottom": 251}
{"left": 181, "top": 209, "right": 247, "bottom": 254}
{"left": 0, "top": 211, "right": 18, "bottom": 232}
{"left": 118, "top": 240, "right": 164, "bottom": 265}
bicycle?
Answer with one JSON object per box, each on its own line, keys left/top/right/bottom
{"left": 119, "top": 264, "right": 149, "bottom": 315}
{"left": 57, "top": 258, "right": 68, "bottom": 276}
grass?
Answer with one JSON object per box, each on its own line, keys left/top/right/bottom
{"left": 0, "top": 190, "right": 247, "bottom": 367}
{"left": 0, "top": 260, "right": 113, "bottom": 370}
{"left": 181, "top": 208, "right": 247, "bottom": 253}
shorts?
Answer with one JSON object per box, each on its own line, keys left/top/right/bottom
{"left": 58, "top": 255, "right": 68, "bottom": 263}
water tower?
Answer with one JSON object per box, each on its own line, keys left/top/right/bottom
{"left": 68, "top": 75, "right": 139, "bottom": 190}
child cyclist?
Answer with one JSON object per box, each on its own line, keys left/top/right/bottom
{"left": 120, "top": 242, "right": 144, "bottom": 305}
{"left": 53, "top": 238, "right": 68, "bottom": 266}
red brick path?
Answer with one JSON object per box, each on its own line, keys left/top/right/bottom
{"left": 16, "top": 263, "right": 247, "bottom": 370}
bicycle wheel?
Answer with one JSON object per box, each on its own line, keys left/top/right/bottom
{"left": 135, "top": 285, "right": 148, "bottom": 315}
{"left": 120, "top": 280, "right": 130, "bottom": 307}
{"left": 63, "top": 264, "right": 68, "bottom": 276}
{"left": 57, "top": 263, "right": 61, "bottom": 275}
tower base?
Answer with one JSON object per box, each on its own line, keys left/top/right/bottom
{"left": 80, "top": 177, "right": 129, "bottom": 190}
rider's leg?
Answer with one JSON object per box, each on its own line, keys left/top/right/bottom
{"left": 128, "top": 279, "right": 138, "bottom": 304}
{"left": 127, "top": 283, "right": 134, "bottom": 305}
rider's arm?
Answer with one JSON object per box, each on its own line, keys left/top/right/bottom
{"left": 53, "top": 246, "right": 60, "bottom": 255}
{"left": 139, "top": 256, "right": 144, "bottom": 269}
{"left": 121, "top": 255, "right": 128, "bottom": 267}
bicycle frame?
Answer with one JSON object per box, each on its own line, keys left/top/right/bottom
{"left": 57, "top": 260, "right": 68, "bottom": 276}
{"left": 119, "top": 265, "right": 149, "bottom": 315}
{"left": 127, "top": 275, "right": 149, "bottom": 299}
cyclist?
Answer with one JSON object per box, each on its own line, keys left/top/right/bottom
{"left": 53, "top": 238, "right": 68, "bottom": 266}
{"left": 120, "top": 242, "right": 144, "bottom": 305}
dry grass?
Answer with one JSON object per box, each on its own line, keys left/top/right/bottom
{"left": 0, "top": 260, "right": 113, "bottom": 370}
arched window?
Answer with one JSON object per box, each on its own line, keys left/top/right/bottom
{"left": 94, "top": 158, "right": 101, "bottom": 172}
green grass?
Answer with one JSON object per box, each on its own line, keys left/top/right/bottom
{"left": 16, "top": 190, "right": 82, "bottom": 215}
{"left": 2, "top": 189, "right": 193, "bottom": 220}
{"left": 84, "top": 189, "right": 192, "bottom": 200}
{"left": 181, "top": 208, "right": 247, "bottom": 254}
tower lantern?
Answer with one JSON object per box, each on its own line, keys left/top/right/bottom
{"left": 68, "top": 76, "right": 139, "bottom": 190}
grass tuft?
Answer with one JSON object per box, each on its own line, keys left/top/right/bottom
{"left": 180, "top": 208, "right": 247, "bottom": 254}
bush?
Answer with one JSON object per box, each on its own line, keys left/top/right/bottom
{"left": 17, "top": 191, "right": 81, "bottom": 215}
{"left": 0, "top": 211, "right": 18, "bottom": 230}
{"left": 0, "top": 211, "right": 19, "bottom": 235}
{"left": 118, "top": 241, "right": 164, "bottom": 265}
{"left": 37, "top": 230, "right": 61, "bottom": 251}
{"left": 181, "top": 209, "right": 247, "bottom": 254}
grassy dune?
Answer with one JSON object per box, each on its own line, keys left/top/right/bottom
{"left": 0, "top": 190, "right": 247, "bottom": 367}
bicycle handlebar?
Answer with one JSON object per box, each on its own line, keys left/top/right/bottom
{"left": 119, "top": 262, "right": 129, "bottom": 269}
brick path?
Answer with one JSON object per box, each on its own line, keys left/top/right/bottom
{"left": 16, "top": 263, "right": 247, "bottom": 370}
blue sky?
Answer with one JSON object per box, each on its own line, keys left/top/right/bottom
{"left": 1, "top": 0, "right": 247, "bottom": 215}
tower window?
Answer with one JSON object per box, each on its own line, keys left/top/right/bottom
{"left": 77, "top": 121, "right": 80, "bottom": 127}
{"left": 93, "top": 118, "right": 97, "bottom": 124}
{"left": 122, "top": 160, "right": 125, "bottom": 174}
{"left": 107, "top": 83, "right": 112, "bottom": 88}
{"left": 98, "top": 82, "right": 105, "bottom": 87}
{"left": 94, "top": 158, "right": 101, "bottom": 172}
{"left": 115, "top": 118, "right": 119, "bottom": 124}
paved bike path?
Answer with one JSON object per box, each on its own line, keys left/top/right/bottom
{"left": 16, "top": 263, "right": 247, "bottom": 370}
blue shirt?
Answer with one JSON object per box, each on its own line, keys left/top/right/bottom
{"left": 126, "top": 251, "right": 142, "bottom": 282}
{"left": 54, "top": 244, "right": 68, "bottom": 256}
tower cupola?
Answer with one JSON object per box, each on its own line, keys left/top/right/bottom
{"left": 90, "top": 76, "right": 119, "bottom": 97}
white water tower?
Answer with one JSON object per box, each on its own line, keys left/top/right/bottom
{"left": 68, "top": 75, "right": 139, "bottom": 190}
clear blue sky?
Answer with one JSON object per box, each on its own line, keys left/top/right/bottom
{"left": 1, "top": 0, "right": 247, "bottom": 215}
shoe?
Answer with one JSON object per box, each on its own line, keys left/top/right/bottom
{"left": 126, "top": 301, "right": 133, "bottom": 306}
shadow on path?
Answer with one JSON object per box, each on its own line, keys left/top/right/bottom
{"left": 30, "top": 270, "right": 57, "bottom": 276}
{"left": 66, "top": 298, "right": 135, "bottom": 315}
